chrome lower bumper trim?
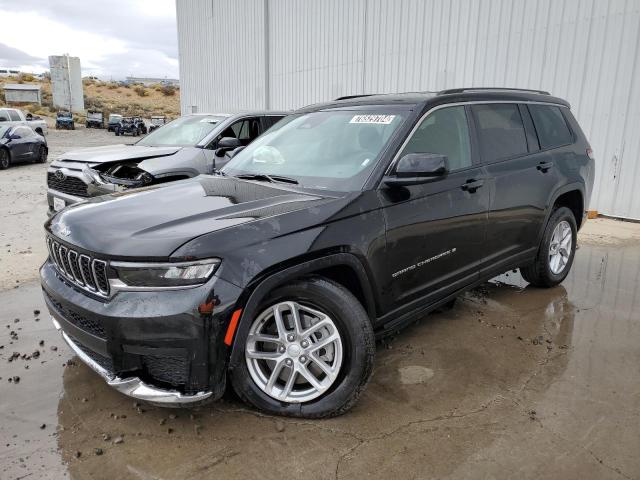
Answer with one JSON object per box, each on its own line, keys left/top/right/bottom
{"left": 52, "top": 317, "right": 212, "bottom": 405}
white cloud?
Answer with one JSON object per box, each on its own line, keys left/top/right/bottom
{"left": 0, "top": 1, "right": 178, "bottom": 79}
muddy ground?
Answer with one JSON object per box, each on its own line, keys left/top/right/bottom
{"left": 1, "top": 129, "right": 640, "bottom": 479}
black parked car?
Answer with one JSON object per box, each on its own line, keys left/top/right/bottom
{"left": 0, "top": 124, "right": 47, "bottom": 169}
{"left": 41, "top": 88, "right": 594, "bottom": 417}
{"left": 114, "top": 117, "right": 145, "bottom": 136}
{"left": 55, "top": 111, "right": 74, "bottom": 130}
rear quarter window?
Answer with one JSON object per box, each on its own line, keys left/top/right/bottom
{"left": 528, "top": 104, "right": 573, "bottom": 149}
{"left": 472, "top": 104, "right": 528, "bottom": 163}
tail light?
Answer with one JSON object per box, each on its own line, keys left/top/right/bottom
{"left": 586, "top": 147, "right": 595, "bottom": 160}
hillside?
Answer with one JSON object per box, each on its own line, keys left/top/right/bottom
{"left": 0, "top": 74, "right": 180, "bottom": 122}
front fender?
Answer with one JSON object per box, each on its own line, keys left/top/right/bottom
{"left": 226, "top": 252, "right": 376, "bottom": 369}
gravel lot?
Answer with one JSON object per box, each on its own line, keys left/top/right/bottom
{"left": 0, "top": 128, "right": 135, "bottom": 290}
{"left": 1, "top": 128, "right": 640, "bottom": 479}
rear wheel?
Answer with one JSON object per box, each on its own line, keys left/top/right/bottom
{"left": 521, "top": 207, "right": 577, "bottom": 287}
{"left": 231, "top": 277, "right": 375, "bottom": 418}
{"left": 36, "top": 145, "right": 47, "bottom": 163}
{"left": 0, "top": 149, "right": 9, "bottom": 169}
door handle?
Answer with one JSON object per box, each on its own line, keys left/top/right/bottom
{"left": 461, "top": 179, "right": 484, "bottom": 193}
{"left": 537, "top": 161, "right": 554, "bottom": 173}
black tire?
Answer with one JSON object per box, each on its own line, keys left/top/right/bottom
{"left": 0, "top": 148, "right": 9, "bottom": 169}
{"left": 36, "top": 145, "right": 47, "bottom": 163}
{"left": 231, "top": 276, "right": 375, "bottom": 418}
{"left": 115, "top": 128, "right": 120, "bottom": 136}
{"left": 520, "top": 206, "right": 577, "bottom": 288}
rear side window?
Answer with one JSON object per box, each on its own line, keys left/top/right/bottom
{"left": 401, "top": 106, "right": 472, "bottom": 171}
{"left": 472, "top": 104, "right": 528, "bottom": 163}
{"left": 529, "top": 105, "right": 573, "bottom": 149}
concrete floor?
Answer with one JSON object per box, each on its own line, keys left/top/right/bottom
{"left": 1, "top": 130, "right": 639, "bottom": 479}
{"left": 1, "top": 237, "right": 639, "bottom": 479}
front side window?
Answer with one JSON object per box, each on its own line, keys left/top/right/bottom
{"left": 400, "top": 106, "right": 471, "bottom": 171}
{"left": 529, "top": 104, "right": 573, "bottom": 149}
{"left": 473, "top": 104, "right": 528, "bottom": 163}
{"left": 137, "top": 114, "right": 227, "bottom": 147}
{"left": 222, "top": 109, "right": 407, "bottom": 191}
{"left": 216, "top": 117, "right": 262, "bottom": 146}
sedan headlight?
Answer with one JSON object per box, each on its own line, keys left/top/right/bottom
{"left": 111, "top": 259, "right": 220, "bottom": 288}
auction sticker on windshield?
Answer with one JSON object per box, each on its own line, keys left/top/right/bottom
{"left": 349, "top": 114, "right": 396, "bottom": 124}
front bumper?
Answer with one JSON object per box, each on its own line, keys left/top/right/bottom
{"left": 41, "top": 260, "right": 242, "bottom": 405}
{"left": 53, "top": 317, "right": 212, "bottom": 404}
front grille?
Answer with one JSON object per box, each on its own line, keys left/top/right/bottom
{"left": 47, "top": 171, "right": 90, "bottom": 197}
{"left": 143, "top": 355, "right": 189, "bottom": 387}
{"left": 47, "top": 236, "right": 110, "bottom": 296}
{"left": 44, "top": 290, "right": 107, "bottom": 339}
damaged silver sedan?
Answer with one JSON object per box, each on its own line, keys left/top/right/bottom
{"left": 46, "top": 112, "right": 286, "bottom": 214}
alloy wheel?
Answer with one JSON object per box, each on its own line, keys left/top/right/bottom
{"left": 548, "top": 220, "right": 572, "bottom": 274}
{"left": 245, "top": 301, "right": 343, "bottom": 403}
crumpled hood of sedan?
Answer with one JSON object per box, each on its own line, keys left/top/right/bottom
{"left": 58, "top": 144, "right": 181, "bottom": 164}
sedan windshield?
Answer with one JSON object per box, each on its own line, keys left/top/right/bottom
{"left": 137, "top": 115, "right": 227, "bottom": 147}
{"left": 222, "top": 110, "right": 407, "bottom": 191}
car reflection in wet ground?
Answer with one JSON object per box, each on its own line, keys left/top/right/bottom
{"left": 1, "top": 242, "right": 639, "bottom": 479}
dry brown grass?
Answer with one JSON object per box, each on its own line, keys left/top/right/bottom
{"left": 0, "top": 76, "right": 180, "bottom": 120}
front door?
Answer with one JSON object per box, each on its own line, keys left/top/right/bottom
{"left": 380, "top": 105, "right": 489, "bottom": 313}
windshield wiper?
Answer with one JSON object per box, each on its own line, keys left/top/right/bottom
{"left": 234, "top": 173, "right": 299, "bottom": 185}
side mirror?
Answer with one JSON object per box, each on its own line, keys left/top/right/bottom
{"left": 228, "top": 145, "right": 246, "bottom": 159}
{"left": 384, "top": 153, "right": 448, "bottom": 187}
{"left": 26, "top": 114, "right": 33, "bottom": 121}
{"left": 215, "top": 137, "right": 242, "bottom": 157}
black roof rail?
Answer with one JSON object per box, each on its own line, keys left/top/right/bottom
{"left": 438, "top": 87, "right": 550, "bottom": 95}
{"left": 333, "top": 94, "right": 379, "bottom": 101}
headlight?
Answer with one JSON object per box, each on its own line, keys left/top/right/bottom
{"left": 110, "top": 259, "right": 220, "bottom": 288}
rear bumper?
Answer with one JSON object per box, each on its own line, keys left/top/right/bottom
{"left": 40, "top": 260, "right": 242, "bottom": 405}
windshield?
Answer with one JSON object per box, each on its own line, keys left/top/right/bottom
{"left": 221, "top": 110, "right": 407, "bottom": 191}
{"left": 109, "top": 115, "right": 122, "bottom": 122}
{"left": 0, "top": 125, "right": 10, "bottom": 138}
{"left": 137, "top": 115, "right": 227, "bottom": 147}
{"left": 58, "top": 112, "right": 72, "bottom": 118}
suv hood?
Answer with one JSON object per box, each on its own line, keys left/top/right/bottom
{"left": 59, "top": 144, "right": 182, "bottom": 164}
{"left": 46, "top": 176, "right": 338, "bottom": 258}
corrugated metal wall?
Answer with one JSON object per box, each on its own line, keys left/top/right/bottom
{"left": 177, "top": 0, "right": 640, "bottom": 219}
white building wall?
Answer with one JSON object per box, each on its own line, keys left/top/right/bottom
{"left": 177, "top": 0, "right": 640, "bottom": 219}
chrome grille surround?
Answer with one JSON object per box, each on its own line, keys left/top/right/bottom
{"left": 46, "top": 236, "right": 110, "bottom": 297}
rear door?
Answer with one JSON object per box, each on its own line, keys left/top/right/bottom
{"left": 473, "top": 103, "right": 562, "bottom": 273}
{"left": 380, "top": 105, "right": 489, "bottom": 312}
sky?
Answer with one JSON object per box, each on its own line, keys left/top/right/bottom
{"left": 0, "top": 0, "right": 178, "bottom": 80}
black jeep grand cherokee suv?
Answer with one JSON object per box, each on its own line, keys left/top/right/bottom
{"left": 41, "top": 88, "right": 594, "bottom": 417}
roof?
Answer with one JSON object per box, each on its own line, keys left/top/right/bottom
{"left": 3, "top": 83, "right": 41, "bottom": 91}
{"left": 297, "top": 88, "right": 570, "bottom": 112}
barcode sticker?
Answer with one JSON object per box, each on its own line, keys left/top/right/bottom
{"left": 349, "top": 115, "right": 396, "bottom": 124}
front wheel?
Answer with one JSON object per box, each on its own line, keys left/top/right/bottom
{"left": 0, "top": 149, "right": 9, "bottom": 169}
{"left": 231, "top": 277, "right": 375, "bottom": 418}
{"left": 520, "top": 206, "right": 577, "bottom": 287}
